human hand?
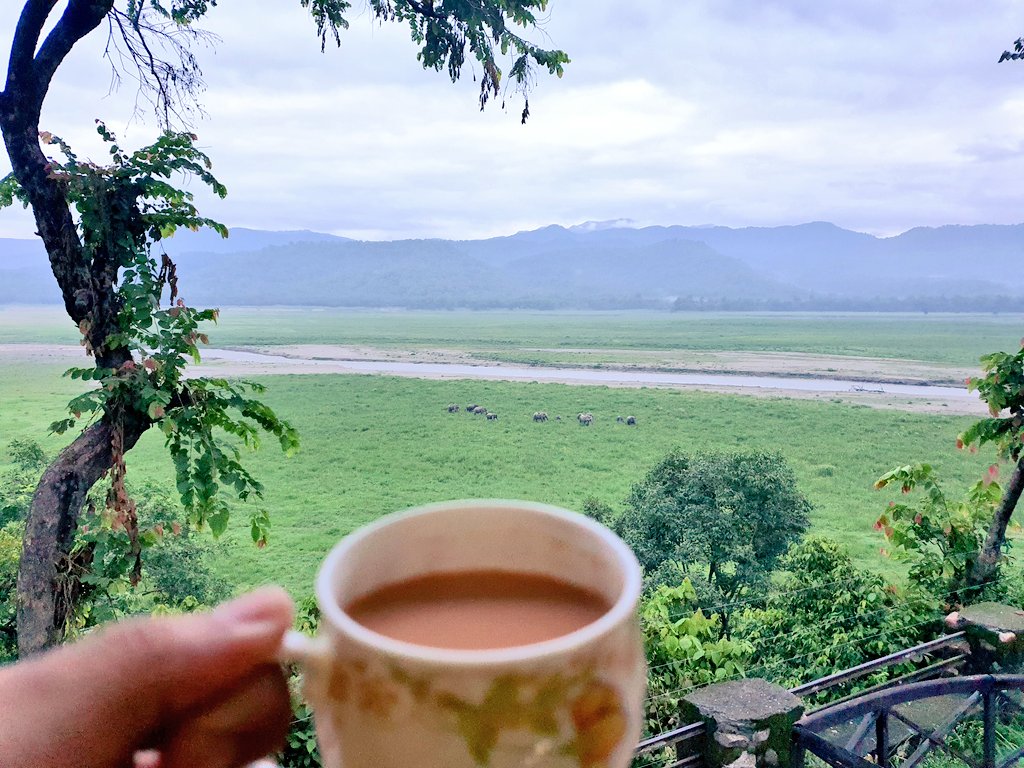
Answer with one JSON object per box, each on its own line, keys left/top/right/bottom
{"left": 0, "top": 587, "right": 295, "bottom": 768}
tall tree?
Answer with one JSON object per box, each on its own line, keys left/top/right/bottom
{"left": 0, "top": 0, "right": 567, "bottom": 656}
{"left": 959, "top": 344, "right": 1024, "bottom": 588}
{"left": 614, "top": 450, "right": 810, "bottom": 632}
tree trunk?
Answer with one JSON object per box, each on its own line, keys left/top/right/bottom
{"left": 968, "top": 459, "right": 1024, "bottom": 591}
{"left": 17, "top": 417, "right": 146, "bottom": 656}
{"left": 1, "top": 0, "right": 130, "bottom": 656}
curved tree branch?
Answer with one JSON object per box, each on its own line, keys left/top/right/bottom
{"left": 1, "top": 1, "right": 114, "bottom": 330}
{"left": 6, "top": 0, "right": 59, "bottom": 94}
{"left": 34, "top": 0, "right": 116, "bottom": 109}
{"left": 105, "top": 7, "right": 213, "bottom": 127}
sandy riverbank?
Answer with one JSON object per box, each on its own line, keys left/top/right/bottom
{"left": 0, "top": 343, "right": 985, "bottom": 416}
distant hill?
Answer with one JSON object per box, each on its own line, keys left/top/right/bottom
{"left": 2, "top": 221, "right": 1021, "bottom": 309}
{"left": 160, "top": 227, "right": 351, "bottom": 254}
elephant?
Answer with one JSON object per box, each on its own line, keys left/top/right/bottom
{"left": 533, "top": 411, "right": 548, "bottom": 422}
{"left": 473, "top": 405, "right": 487, "bottom": 415}
{"left": 486, "top": 412, "right": 499, "bottom": 420}
{"left": 466, "top": 403, "right": 478, "bottom": 412}
{"left": 626, "top": 416, "right": 636, "bottom": 425}
{"left": 447, "top": 403, "right": 460, "bottom": 413}
{"left": 578, "top": 412, "right": 593, "bottom": 426}
{"left": 616, "top": 416, "right": 625, "bottom": 423}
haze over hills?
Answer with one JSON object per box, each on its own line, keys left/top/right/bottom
{"left": 1, "top": 221, "right": 1021, "bottom": 310}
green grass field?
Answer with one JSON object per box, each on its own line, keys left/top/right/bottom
{"left": 0, "top": 361, "right": 991, "bottom": 597}
{"left": 3, "top": 306, "right": 1023, "bottom": 366}
{"left": 3, "top": 307, "right": 1017, "bottom": 599}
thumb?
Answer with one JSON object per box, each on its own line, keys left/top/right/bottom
{"left": 0, "top": 587, "right": 294, "bottom": 768}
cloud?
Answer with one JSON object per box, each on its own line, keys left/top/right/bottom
{"left": 1, "top": 1, "right": 1022, "bottom": 241}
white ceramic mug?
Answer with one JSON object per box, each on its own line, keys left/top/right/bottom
{"left": 282, "top": 499, "right": 646, "bottom": 768}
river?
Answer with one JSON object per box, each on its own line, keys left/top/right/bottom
{"left": 201, "top": 348, "right": 976, "bottom": 400}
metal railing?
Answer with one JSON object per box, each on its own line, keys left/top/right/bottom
{"left": 634, "top": 721, "right": 706, "bottom": 768}
{"left": 633, "top": 632, "right": 969, "bottom": 768}
{"left": 792, "top": 674, "right": 1024, "bottom": 768}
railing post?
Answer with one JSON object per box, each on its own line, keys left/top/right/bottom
{"left": 790, "top": 733, "right": 805, "bottom": 768}
{"left": 682, "top": 679, "right": 804, "bottom": 768}
{"left": 947, "top": 603, "right": 1024, "bottom": 674}
{"left": 875, "top": 709, "right": 889, "bottom": 768}
{"left": 983, "top": 689, "right": 996, "bottom": 768}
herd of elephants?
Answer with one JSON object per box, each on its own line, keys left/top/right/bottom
{"left": 445, "top": 403, "right": 637, "bottom": 426}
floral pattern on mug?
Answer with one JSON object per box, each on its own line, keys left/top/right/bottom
{"left": 320, "top": 659, "right": 628, "bottom": 768}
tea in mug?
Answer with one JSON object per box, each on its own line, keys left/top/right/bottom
{"left": 345, "top": 570, "right": 609, "bottom": 650}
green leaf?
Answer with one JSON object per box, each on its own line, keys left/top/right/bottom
{"left": 208, "top": 507, "right": 230, "bottom": 537}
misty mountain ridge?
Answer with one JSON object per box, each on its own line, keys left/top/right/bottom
{"left": 1, "top": 222, "right": 1021, "bottom": 310}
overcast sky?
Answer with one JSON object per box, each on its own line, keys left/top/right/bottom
{"left": 1, "top": 1, "right": 1022, "bottom": 240}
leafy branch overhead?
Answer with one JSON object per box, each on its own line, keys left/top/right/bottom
{"left": 999, "top": 37, "right": 1024, "bottom": 62}
{"left": 959, "top": 345, "right": 1024, "bottom": 461}
{"left": 111, "top": 0, "right": 568, "bottom": 124}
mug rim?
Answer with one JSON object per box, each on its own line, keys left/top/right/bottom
{"left": 314, "top": 499, "right": 643, "bottom": 667}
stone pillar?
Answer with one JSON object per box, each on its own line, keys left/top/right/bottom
{"left": 681, "top": 678, "right": 804, "bottom": 768}
{"left": 946, "top": 602, "right": 1024, "bottom": 674}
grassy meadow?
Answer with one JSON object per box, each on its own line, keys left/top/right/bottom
{"left": 0, "top": 351, "right": 993, "bottom": 597}
{"left": 3, "top": 306, "right": 1023, "bottom": 365}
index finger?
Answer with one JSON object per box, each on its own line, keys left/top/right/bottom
{"left": 0, "top": 587, "right": 294, "bottom": 768}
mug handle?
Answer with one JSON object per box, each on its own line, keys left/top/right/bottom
{"left": 279, "top": 629, "right": 330, "bottom": 666}
{"left": 243, "top": 631, "right": 331, "bottom": 768}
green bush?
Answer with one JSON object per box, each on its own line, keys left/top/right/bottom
{"left": 279, "top": 596, "right": 323, "bottom": 768}
{"left": 734, "top": 537, "right": 937, "bottom": 704}
{"left": 0, "top": 522, "right": 22, "bottom": 662}
{"left": 0, "top": 439, "right": 48, "bottom": 527}
{"left": 874, "top": 463, "right": 1005, "bottom": 607}
{"left": 615, "top": 449, "right": 810, "bottom": 631}
{"left": 639, "top": 579, "right": 752, "bottom": 737}
{"left": 0, "top": 466, "right": 235, "bottom": 654}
